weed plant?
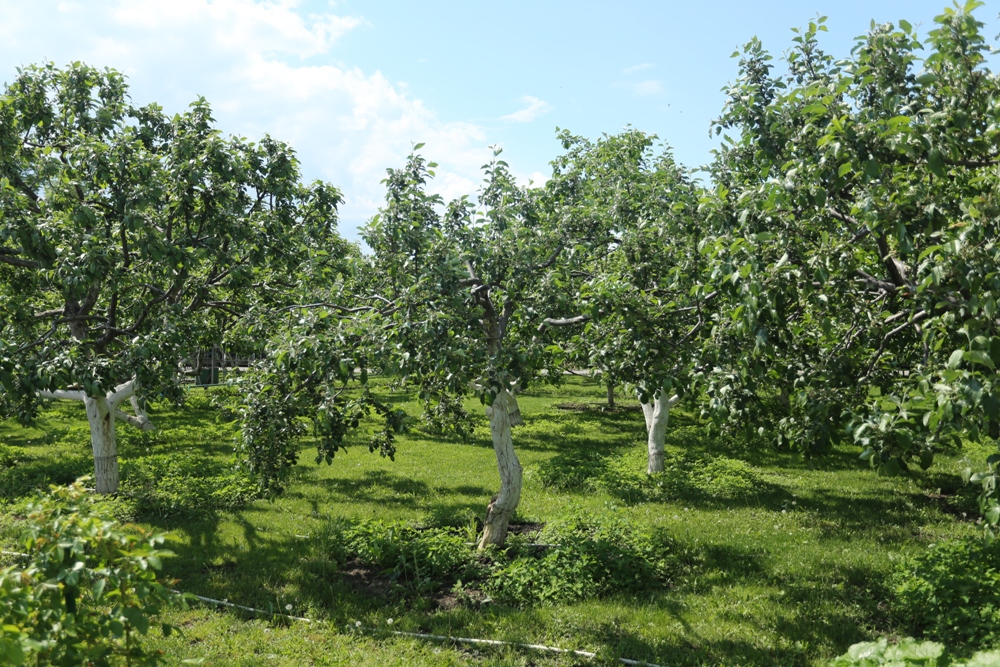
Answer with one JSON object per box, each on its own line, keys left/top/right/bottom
{"left": 893, "top": 538, "right": 1000, "bottom": 652}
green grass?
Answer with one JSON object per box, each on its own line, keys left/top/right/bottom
{"left": 0, "top": 378, "right": 988, "bottom": 666}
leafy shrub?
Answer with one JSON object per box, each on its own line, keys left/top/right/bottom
{"left": 0, "top": 442, "right": 26, "bottom": 469}
{"left": 829, "top": 637, "right": 1000, "bottom": 666}
{"left": 0, "top": 479, "right": 183, "bottom": 665}
{"left": 485, "top": 514, "right": 676, "bottom": 606}
{"left": 893, "top": 538, "right": 1000, "bottom": 650}
{"left": 340, "top": 521, "right": 474, "bottom": 587}
{"left": 120, "top": 451, "right": 259, "bottom": 518}
{"left": 327, "top": 514, "right": 677, "bottom": 606}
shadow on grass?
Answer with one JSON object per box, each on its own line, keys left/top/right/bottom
{"left": 0, "top": 455, "right": 93, "bottom": 500}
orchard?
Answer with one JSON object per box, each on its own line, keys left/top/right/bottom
{"left": 4, "top": 4, "right": 1000, "bottom": 665}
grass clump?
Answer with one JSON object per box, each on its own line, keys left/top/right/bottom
{"left": 893, "top": 537, "right": 1000, "bottom": 652}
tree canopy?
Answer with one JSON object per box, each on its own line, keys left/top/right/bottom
{"left": 0, "top": 63, "right": 344, "bottom": 492}
{"left": 699, "top": 1, "right": 1000, "bottom": 519}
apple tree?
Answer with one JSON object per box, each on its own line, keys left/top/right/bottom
{"left": 0, "top": 63, "right": 343, "bottom": 493}
{"left": 699, "top": 2, "right": 1000, "bottom": 518}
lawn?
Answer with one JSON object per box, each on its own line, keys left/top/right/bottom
{"left": 0, "top": 377, "right": 984, "bottom": 666}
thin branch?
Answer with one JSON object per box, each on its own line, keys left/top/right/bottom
{"left": 528, "top": 242, "right": 565, "bottom": 272}
{"left": 855, "top": 270, "right": 899, "bottom": 294}
{"left": 277, "top": 302, "right": 375, "bottom": 314}
{"left": 863, "top": 311, "right": 929, "bottom": 379}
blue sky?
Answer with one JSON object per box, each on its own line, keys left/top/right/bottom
{"left": 2, "top": 1, "right": 998, "bottom": 239}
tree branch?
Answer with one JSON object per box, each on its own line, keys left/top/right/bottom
{"left": 528, "top": 243, "right": 565, "bottom": 272}
{"left": 0, "top": 253, "right": 40, "bottom": 269}
{"left": 107, "top": 378, "right": 137, "bottom": 406}
{"left": 277, "top": 302, "right": 374, "bottom": 314}
{"left": 39, "top": 389, "right": 86, "bottom": 401}
{"left": 541, "top": 315, "right": 591, "bottom": 328}
{"left": 855, "top": 270, "right": 899, "bottom": 294}
{"left": 863, "top": 311, "right": 929, "bottom": 379}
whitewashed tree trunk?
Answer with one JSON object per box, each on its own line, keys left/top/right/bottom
{"left": 505, "top": 387, "right": 524, "bottom": 427}
{"left": 642, "top": 391, "right": 680, "bottom": 474}
{"left": 39, "top": 377, "right": 149, "bottom": 494}
{"left": 478, "top": 389, "right": 523, "bottom": 549}
{"left": 84, "top": 394, "right": 119, "bottom": 494}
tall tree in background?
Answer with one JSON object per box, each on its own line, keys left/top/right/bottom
{"left": 0, "top": 63, "right": 342, "bottom": 493}
{"left": 555, "top": 129, "right": 711, "bottom": 473}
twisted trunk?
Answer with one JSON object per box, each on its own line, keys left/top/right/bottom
{"left": 478, "top": 389, "right": 523, "bottom": 549}
{"left": 642, "top": 391, "right": 679, "bottom": 474}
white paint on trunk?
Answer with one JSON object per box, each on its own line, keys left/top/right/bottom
{"left": 84, "top": 394, "right": 119, "bottom": 494}
{"left": 478, "top": 389, "right": 523, "bottom": 549}
{"left": 128, "top": 396, "right": 155, "bottom": 431}
{"left": 642, "top": 392, "right": 679, "bottom": 474}
{"left": 505, "top": 388, "right": 524, "bottom": 427}
{"left": 38, "top": 377, "right": 153, "bottom": 494}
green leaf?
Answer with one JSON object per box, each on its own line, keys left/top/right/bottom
{"left": 122, "top": 606, "right": 150, "bottom": 635}
{"left": 92, "top": 578, "right": 106, "bottom": 601}
{"left": 964, "top": 350, "right": 995, "bottom": 369}
{"left": 986, "top": 503, "right": 1000, "bottom": 525}
{"left": 882, "top": 458, "right": 902, "bottom": 476}
{"left": 920, "top": 450, "right": 934, "bottom": 470}
{"left": 948, "top": 349, "right": 965, "bottom": 369}
{"left": 928, "top": 148, "right": 946, "bottom": 177}
{"left": 838, "top": 163, "right": 852, "bottom": 177}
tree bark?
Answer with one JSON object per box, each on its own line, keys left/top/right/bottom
{"left": 642, "top": 392, "right": 679, "bottom": 474}
{"left": 478, "top": 390, "right": 523, "bottom": 549}
{"left": 505, "top": 387, "right": 524, "bottom": 427}
{"left": 84, "top": 394, "right": 119, "bottom": 494}
{"left": 606, "top": 382, "right": 615, "bottom": 408}
{"left": 39, "top": 377, "right": 148, "bottom": 494}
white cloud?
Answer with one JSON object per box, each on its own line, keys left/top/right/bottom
{"left": 0, "top": 0, "right": 497, "bottom": 238}
{"left": 613, "top": 80, "right": 665, "bottom": 96}
{"left": 500, "top": 95, "right": 553, "bottom": 123}
{"left": 622, "top": 63, "right": 654, "bottom": 74}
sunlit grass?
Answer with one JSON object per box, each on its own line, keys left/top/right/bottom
{"left": 0, "top": 376, "right": 985, "bottom": 666}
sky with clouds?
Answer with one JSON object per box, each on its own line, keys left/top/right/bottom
{"left": 2, "top": 0, "right": 998, "bottom": 240}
